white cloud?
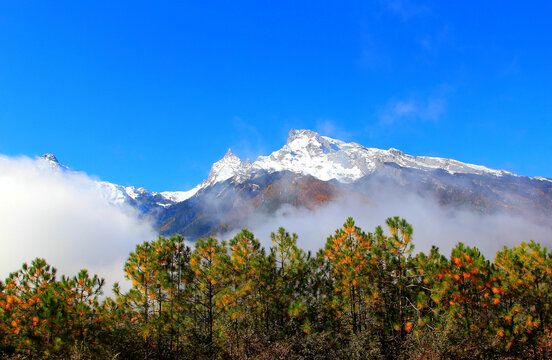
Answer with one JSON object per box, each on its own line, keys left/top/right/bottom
{"left": 392, "top": 101, "right": 417, "bottom": 117}
{"left": 378, "top": 97, "right": 446, "bottom": 125}
{"left": 231, "top": 116, "right": 267, "bottom": 161}
{"left": 0, "top": 155, "right": 156, "bottom": 293}
{"left": 377, "top": 88, "right": 450, "bottom": 126}
{"left": 221, "top": 189, "right": 552, "bottom": 261}
{"left": 315, "top": 119, "right": 352, "bottom": 141}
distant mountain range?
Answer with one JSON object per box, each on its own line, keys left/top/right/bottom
{"left": 41, "top": 129, "right": 552, "bottom": 240}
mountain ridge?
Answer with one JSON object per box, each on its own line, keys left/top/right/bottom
{"left": 37, "top": 129, "right": 552, "bottom": 239}
{"left": 40, "top": 129, "right": 548, "bottom": 204}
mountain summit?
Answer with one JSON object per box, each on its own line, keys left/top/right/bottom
{"left": 205, "top": 129, "right": 515, "bottom": 186}
{"left": 41, "top": 153, "right": 60, "bottom": 163}
{"left": 202, "top": 148, "right": 252, "bottom": 188}
{"left": 39, "top": 153, "right": 69, "bottom": 172}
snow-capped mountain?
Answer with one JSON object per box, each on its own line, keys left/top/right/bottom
{"left": 154, "top": 129, "right": 552, "bottom": 238}
{"left": 251, "top": 129, "right": 513, "bottom": 182}
{"left": 37, "top": 154, "right": 195, "bottom": 211}
{"left": 37, "top": 129, "right": 552, "bottom": 239}
{"left": 39, "top": 153, "right": 70, "bottom": 172}
{"left": 177, "top": 129, "right": 521, "bottom": 190}
{"left": 201, "top": 149, "right": 252, "bottom": 187}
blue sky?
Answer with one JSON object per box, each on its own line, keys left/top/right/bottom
{"left": 0, "top": 1, "right": 551, "bottom": 191}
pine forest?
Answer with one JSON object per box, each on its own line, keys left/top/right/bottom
{"left": 1, "top": 217, "right": 551, "bottom": 359}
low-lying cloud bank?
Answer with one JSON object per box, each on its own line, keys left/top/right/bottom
{"left": 0, "top": 155, "right": 156, "bottom": 292}
{"left": 232, "top": 191, "right": 552, "bottom": 260}
{"left": 2, "top": 153, "right": 550, "bottom": 293}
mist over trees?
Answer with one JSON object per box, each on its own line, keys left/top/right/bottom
{"left": 1, "top": 217, "right": 551, "bottom": 359}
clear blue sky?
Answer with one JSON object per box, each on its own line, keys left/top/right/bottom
{"left": 1, "top": 1, "right": 551, "bottom": 191}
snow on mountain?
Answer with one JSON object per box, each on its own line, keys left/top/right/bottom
{"left": 535, "top": 176, "right": 552, "bottom": 183}
{"left": 200, "top": 148, "right": 252, "bottom": 188}
{"left": 96, "top": 182, "right": 134, "bottom": 205}
{"left": 159, "top": 188, "right": 201, "bottom": 203}
{"left": 124, "top": 186, "right": 150, "bottom": 201}
{"left": 39, "top": 153, "right": 69, "bottom": 172}
{"left": 36, "top": 129, "right": 545, "bottom": 215}
{"left": 37, "top": 154, "right": 196, "bottom": 210}
{"left": 204, "top": 129, "right": 517, "bottom": 186}
{"left": 252, "top": 129, "right": 367, "bottom": 182}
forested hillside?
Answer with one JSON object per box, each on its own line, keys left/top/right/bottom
{"left": 1, "top": 217, "right": 551, "bottom": 359}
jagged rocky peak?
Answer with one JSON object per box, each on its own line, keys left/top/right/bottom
{"left": 41, "top": 153, "right": 60, "bottom": 163}
{"left": 252, "top": 128, "right": 518, "bottom": 184}
{"left": 286, "top": 128, "right": 337, "bottom": 146}
{"left": 204, "top": 148, "right": 252, "bottom": 186}
{"left": 253, "top": 129, "right": 368, "bottom": 183}
{"left": 284, "top": 129, "right": 344, "bottom": 157}
{"left": 223, "top": 148, "right": 238, "bottom": 159}
{"left": 215, "top": 148, "right": 249, "bottom": 168}
{"left": 39, "top": 153, "right": 69, "bottom": 172}
{"left": 286, "top": 128, "right": 321, "bottom": 143}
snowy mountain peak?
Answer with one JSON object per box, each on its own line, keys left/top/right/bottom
{"left": 254, "top": 130, "right": 366, "bottom": 182}
{"left": 250, "top": 129, "right": 519, "bottom": 183}
{"left": 41, "top": 153, "right": 60, "bottom": 163}
{"left": 286, "top": 128, "right": 321, "bottom": 144}
{"left": 224, "top": 148, "right": 236, "bottom": 157}
{"left": 283, "top": 129, "right": 345, "bottom": 159}
{"left": 203, "top": 149, "right": 252, "bottom": 187}
{"left": 39, "top": 153, "right": 69, "bottom": 172}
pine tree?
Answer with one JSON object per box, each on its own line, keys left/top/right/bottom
{"left": 1, "top": 259, "right": 61, "bottom": 357}
{"left": 324, "top": 217, "right": 373, "bottom": 335}
{"left": 494, "top": 241, "right": 552, "bottom": 358}
{"left": 223, "top": 229, "right": 269, "bottom": 356}
{"left": 189, "top": 236, "right": 229, "bottom": 349}
{"left": 371, "top": 217, "right": 415, "bottom": 358}
{"left": 60, "top": 269, "right": 105, "bottom": 356}
{"left": 431, "top": 242, "right": 498, "bottom": 357}
{"left": 0, "top": 259, "right": 107, "bottom": 358}
{"left": 269, "top": 227, "right": 311, "bottom": 334}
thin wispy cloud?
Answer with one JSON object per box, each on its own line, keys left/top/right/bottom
{"left": 357, "top": 27, "right": 387, "bottom": 71}
{"left": 380, "top": 0, "right": 430, "bottom": 21}
{"left": 315, "top": 119, "right": 352, "bottom": 141}
{"left": 358, "top": 2, "right": 442, "bottom": 71}
{"left": 377, "top": 85, "right": 452, "bottom": 126}
{"left": 231, "top": 116, "right": 267, "bottom": 161}
{"left": 220, "top": 187, "right": 552, "bottom": 260}
{"left": 415, "top": 24, "right": 452, "bottom": 60}
{"left": 378, "top": 96, "right": 446, "bottom": 125}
